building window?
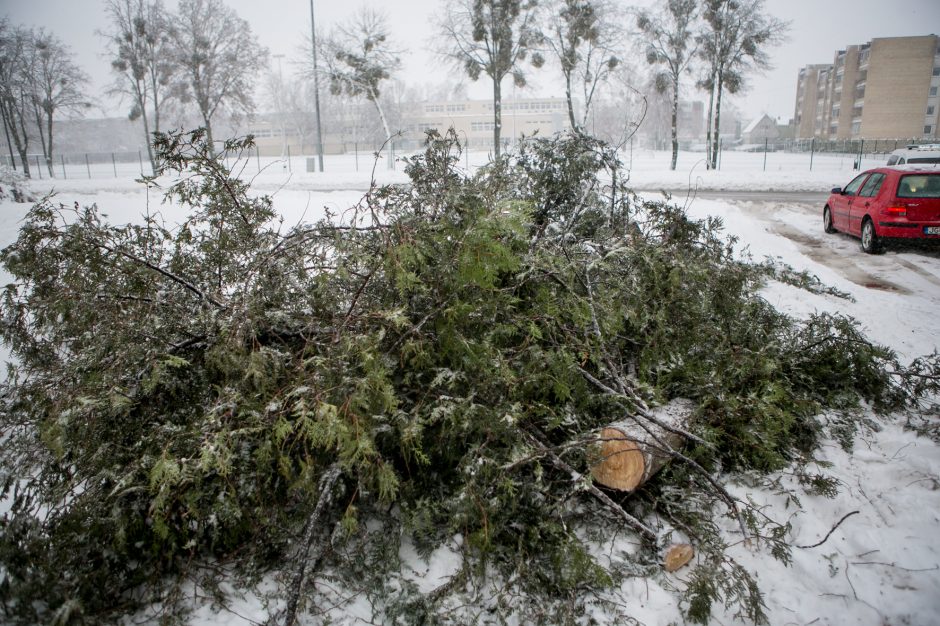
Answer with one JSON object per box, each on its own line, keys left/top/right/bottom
{"left": 932, "top": 87, "right": 939, "bottom": 96}
{"left": 926, "top": 125, "right": 934, "bottom": 135}
{"left": 929, "top": 106, "right": 936, "bottom": 116}
{"left": 934, "top": 67, "right": 940, "bottom": 76}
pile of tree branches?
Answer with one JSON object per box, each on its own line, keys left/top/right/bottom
{"left": 0, "top": 129, "right": 936, "bottom": 625}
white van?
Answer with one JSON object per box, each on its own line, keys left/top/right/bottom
{"left": 887, "top": 144, "right": 940, "bottom": 165}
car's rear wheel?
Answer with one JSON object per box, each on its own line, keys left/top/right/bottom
{"left": 823, "top": 206, "right": 836, "bottom": 233}
{"left": 861, "top": 218, "right": 882, "bottom": 254}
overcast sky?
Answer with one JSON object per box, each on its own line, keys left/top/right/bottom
{"left": 3, "top": 0, "right": 940, "bottom": 124}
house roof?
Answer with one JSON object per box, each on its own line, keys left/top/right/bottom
{"left": 743, "top": 114, "right": 774, "bottom": 134}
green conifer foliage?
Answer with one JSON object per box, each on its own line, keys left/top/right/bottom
{"left": 0, "top": 129, "right": 936, "bottom": 624}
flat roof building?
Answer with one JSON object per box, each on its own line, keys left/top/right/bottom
{"left": 793, "top": 35, "right": 940, "bottom": 140}
{"left": 247, "top": 97, "right": 572, "bottom": 156}
{"left": 793, "top": 64, "right": 831, "bottom": 139}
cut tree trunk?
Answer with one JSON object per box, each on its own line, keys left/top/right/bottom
{"left": 664, "top": 543, "right": 694, "bottom": 572}
{"left": 590, "top": 398, "right": 695, "bottom": 492}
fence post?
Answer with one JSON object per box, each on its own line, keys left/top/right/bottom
{"left": 112, "top": 153, "right": 117, "bottom": 178}
{"left": 763, "top": 138, "right": 768, "bottom": 172}
{"left": 85, "top": 154, "right": 91, "bottom": 179}
{"left": 35, "top": 155, "right": 42, "bottom": 179}
{"left": 355, "top": 142, "right": 358, "bottom": 172}
{"left": 287, "top": 145, "right": 291, "bottom": 172}
{"left": 139, "top": 149, "right": 144, "bottom": 176}
{"left": 809, "top": 137, "right": 815, "bottom": 171}
{"left": 60, "top": 154, "right": 67, "bottom": 179}
{"left": 256, "top": 146, "right": 261, "bottom": 173}
{"left": 718, "top": 138, "right": 723, "bottom": 170}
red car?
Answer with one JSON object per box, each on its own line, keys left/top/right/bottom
{"left": 824, "top": 166, "right": 940, "bottom": 253}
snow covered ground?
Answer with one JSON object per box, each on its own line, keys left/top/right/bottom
{"left": 34, "top": 145, "right": 891, "bottom": 195}
{"left": 2, "top": 150, "right": 939, "bottom": 625}
{"left": 677, "top": 196, "right": 940, "bottom": 626}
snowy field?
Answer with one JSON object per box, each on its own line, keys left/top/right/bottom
{"left": 2, "top": 152, "right": 939, "bottom": 625}
{"left": 28, "top": 145, "right": 894, "bottom": 196}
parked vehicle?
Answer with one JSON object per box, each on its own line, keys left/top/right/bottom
{"left": 823, "top": 165, "right": 940, "bottom": 253}
{"left": 886, "top": 144, "right": 940, "bottom": 165}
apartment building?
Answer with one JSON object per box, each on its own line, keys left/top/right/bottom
{"left": 793, "top": 64, "right": 830, "bottom": 138}
{"left": 793, "top": 35, "right": 940, "bottom": 140}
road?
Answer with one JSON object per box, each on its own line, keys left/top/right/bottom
{"left": 641, "top": 189, "right": 829, "bottom": 204}
{"left": 707, "top": 191, "right": 940, "bottom": 297}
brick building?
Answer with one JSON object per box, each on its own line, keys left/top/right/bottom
{"left": 793, "top": 35, "right": 940, "bottom": 140}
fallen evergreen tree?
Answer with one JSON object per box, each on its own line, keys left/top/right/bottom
{"left": 0, "top": 129, "right": 937, "bottom": 625}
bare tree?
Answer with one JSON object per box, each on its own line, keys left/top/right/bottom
{"left": 698, "top": 0, "right": 787, "bottom": 168}
{"left": 0, "top": 21, "right": 34, "bottom": 177}
{"left": 102, "top": 0, "right": 176, "bottom": 173}
{"left": 170, "top": 0, "right": 268, "bottom": 153}
{"left": 438, "top": 0, "right": 543, "bottom": 158}
{"left": 636, "top": 0, "right": 698, "bottom": 171}
{"left": 318, "top": 9, "right": 399, "bottom": 168}
{"left": 540, "top": 0, "right": 621, "bottom": 133}
{"left": 26, "top": 30, "right": 89, "bottom": 177}
{"left": 590, "top": 66, "right": 648, "bottom": 151}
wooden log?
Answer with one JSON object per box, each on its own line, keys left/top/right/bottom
{"left": 664, "top": 543, "right": 695, "bottom": 572}
{"left": 590, "top": 398, "right": 695, "bottom": 492}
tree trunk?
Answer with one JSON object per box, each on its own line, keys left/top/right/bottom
{"left": 711, "top": 70, "right": 723, "bottom": 170}
{"left": 2, "top": 112, "right": 16, "bottom": 170}
{"left": 704, "top": 78, "right": 715, "bottom": 171}
{"left": 670, "top": 72, "right": 680, "bottom": 171}
{"left": 203, "top": 115, "right": 215, "bottom": 157}
{"left": 31, "top": 104, "right": 47, "bottom": 170}
{"left": 492, "top": 75, "right": 502, "bottom": 159}
{"left": 141, "top": 96, "right": 156, "bottom": 175}
{"left": 370, "top": 90, "right": 394, "bottom": 171}
{"left": 45, "top": 109, "right": 55, "bottom": 178}
{"left": 4, "top": 99, "right": 31, "bottom": 178}
{"left": 149, "top": 69, "right": 162, "bottom": 174}
{"left": 565, "top": 70, "right": 578, "bottom": 132}
{"left": 591, "top": 398, "right": 695, "bottom": 492}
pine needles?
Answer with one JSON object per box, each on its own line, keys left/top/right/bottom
{"left": 0, "top": 128, "right": 935, "bottom": 624}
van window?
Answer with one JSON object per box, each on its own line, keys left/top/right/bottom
{"left": 908, "top": 157, "right": 940, "bottom": 164}
{"left": 887, "top": 155, "right": 899, "bottom": 165}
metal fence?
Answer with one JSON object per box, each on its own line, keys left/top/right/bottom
{"left": 708, "top": 136, "right": 940, "bottom": 172}
{"left": 1, "top": 150, "right": 154, "bottom": 180}
{"left": 0, "top": 143, "right": 416, "bottom": 181}
{"left": 3, "top": 136, "right": 937, "bottom": 181}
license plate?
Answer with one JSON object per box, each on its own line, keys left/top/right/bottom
{"left": 926, "top": 226, "right": 940, "bottom": 235}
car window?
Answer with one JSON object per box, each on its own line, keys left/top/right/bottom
{"left": 897, "top": 175, "right": 940, "bottom": 198}
{"left": 843, "top": 174, "right": 868, "bottom": 196}
{"left": 908, "top": 157, "right": 940, "bottom": 164}
{"left": 887, "top": 155, "right": 899, "bottom": 165}
{"left": 859, "top": 173, "right": 886, "bottom": 197}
